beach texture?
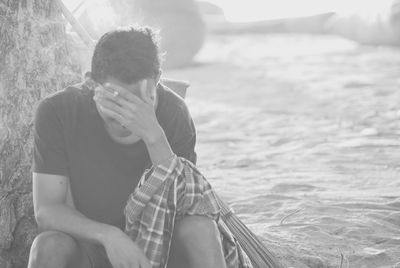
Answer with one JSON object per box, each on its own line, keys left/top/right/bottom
{"left": 166, "top": 33, "right": 400, "bottom": 268}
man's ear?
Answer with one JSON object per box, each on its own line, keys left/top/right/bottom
{"left": 141, "top": 78, "right": 157, "bottom": 103}
{"left": 155, "top": 69, "right": 162, "bottom": 84}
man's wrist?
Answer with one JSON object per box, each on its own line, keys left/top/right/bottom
{"left": 97, "top": 225, "right": 124, "bottom": 245}
{"left": 143, "top": 126, "right": 165, "bottom": 145}
{"left": 143, "top": 127, "right": 175, "bottom": 166}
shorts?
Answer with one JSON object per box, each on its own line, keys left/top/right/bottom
{"left": 79, "top": 241, "right": 113, "bottom": 268}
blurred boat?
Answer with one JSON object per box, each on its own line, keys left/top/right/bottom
{"left": 198, "top": 0, "right": 400, "bottom": 46}
{"left": 325, "top": 0, "right": 400, "bottom": 46}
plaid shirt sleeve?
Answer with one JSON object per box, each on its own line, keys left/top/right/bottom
{"left": 124, "top": 155, "right": 252, "bottom": 268}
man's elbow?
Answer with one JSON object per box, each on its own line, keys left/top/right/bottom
{"left": 35, "top": 207, "right": 52, "bottom": 231}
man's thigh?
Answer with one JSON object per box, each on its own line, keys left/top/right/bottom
{"left": 29, "top": 231, "right": 93, "bottom": 268}
{"left": 167, "top": 215, "right": 226, "bottom": 268}
{"left": 79, "top": 240, "right": 113, "bottom": 268}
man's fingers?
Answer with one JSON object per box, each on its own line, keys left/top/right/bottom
{"left": 97, "top": 86, "right": 150, "bottom": 119}
{"left": 103, "top": 82, "right": 151, "bottom": 106}
{"left": 96, "top": 85, "right": 127, "bottom": 103}
{"left": 103, "top": 83, "right": 131, "bottom": 99}
{"left": 96, "top": 103, "right": 128, "bottom": 126}
{"left": 97, "top": 88, "right": 138, "bottom": 112}
{"left": 103, "top": 83, "right": 143, "bottom": 104}
{"left": 94, "top": 96, "right": 128, "bottom": 117}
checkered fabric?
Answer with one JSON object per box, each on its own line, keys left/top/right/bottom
{"left": 124, "top": 155, "right": 253, "bottom": 268}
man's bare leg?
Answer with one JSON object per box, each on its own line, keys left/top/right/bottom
{"left": 167, "top": 215, "right": 227, "bottom": 268}
{"left": 27, "top": 231, "right": 92, "bottom": 268}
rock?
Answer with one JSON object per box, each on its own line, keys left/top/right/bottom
{"left": 0, "top": 256, "right": 12, "bottom": 268}
{"left": 9, "top": 216, "right": 38, "bottom": 268}
{"left": 0, "top": 1, "right": 80, "bottom": 267}
{"left": 0, "top": 192, "right": 17, "bottom": 250}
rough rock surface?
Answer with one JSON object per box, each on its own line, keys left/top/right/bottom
{"left": 0, "top": 0, "right": 80, "bottom": 267}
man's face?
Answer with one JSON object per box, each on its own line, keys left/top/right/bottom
{"left": 95, "top": 77, "right": 158, "bottom": 138}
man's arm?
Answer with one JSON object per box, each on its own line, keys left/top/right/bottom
{"left": 32, "top": 99, "right": 119, "bottom": 242}
{"left": 32, "top": 172, "right": 119, "bottom": 244}
{"left": 33, "top": 172, "right": 151, "bottom": 268}
{"left": 33, "top": 94, "right": 151, "bottom": 267}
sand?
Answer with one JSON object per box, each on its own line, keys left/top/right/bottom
{"left": 165, "top": 33, "right": 400, "bottom": 268}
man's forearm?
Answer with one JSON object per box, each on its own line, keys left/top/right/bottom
{"left": 36, "top": 204, "right": 120, "bottom": 245}
{"left": 144, "top": 127, "right": 175, "bottom": 166}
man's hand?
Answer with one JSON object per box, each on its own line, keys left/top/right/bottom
{"left": 102, "top": 227, "right": 151, "bottom": 268}
{"left": 93, "top": 80, "right": 164, "bottom": 144}
{"left": 94, "top": 80, "right": 175, "bottom": 166}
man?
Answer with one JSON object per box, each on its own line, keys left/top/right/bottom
{"left": 28, "top": 26, "right": 227, "bottom": 268}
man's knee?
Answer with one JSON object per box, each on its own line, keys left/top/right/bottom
{"left": 174, "top": 215, "right": 219, "bottom": 245}
{"left": 172, "top": 216, "right": 226, "bottom": 268}
{"left": 29, "top": 231, "right": 80, "bottom": 268}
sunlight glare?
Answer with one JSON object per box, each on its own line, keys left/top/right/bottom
{"left": 64, "top": 0, "right": 118, "bottom": 34}
{"left": 63, "top": 0, "right": 396, "bottom": 27}
{"left": 205, "top": 0, "right": 395, "bottom": 22}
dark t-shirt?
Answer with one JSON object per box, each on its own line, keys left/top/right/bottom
{"left": 32, "top": 82, "right": 197, "bottom": 229}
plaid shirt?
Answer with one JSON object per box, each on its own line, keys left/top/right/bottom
{"left": 124, "top": 155, "right": 253, "bottom": 268}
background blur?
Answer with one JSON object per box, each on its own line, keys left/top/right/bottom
{"left": 1, "top": 1, "right": 399, "bottom": 267}
{"left": 65, "top": 0, "right": 396, "bottom": 22}
{"left": 62, "top": 1, "right": 400, "bottom": 267}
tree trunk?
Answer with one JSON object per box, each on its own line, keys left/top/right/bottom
{"left": 0, "top": 1, "right": 80, "bottom": 267}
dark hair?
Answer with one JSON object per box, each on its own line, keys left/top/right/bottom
{"left": 91, "top": 26, "right": 161, "bottom": 84}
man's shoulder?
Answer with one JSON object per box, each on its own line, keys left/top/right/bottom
{"left": 157, "top": 83, "right": 189, "bottom": 115}
{"left": 156, "top": 83, "right": 195, "bottom": 138}
{"left": 39, "top": 82, "right": 92, "bottom": 110}
{"left": 34, "top": 82, "right": 94, "bottom": 125}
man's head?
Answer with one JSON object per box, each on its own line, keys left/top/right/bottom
{"left": 91, "top": 26, "right": 162, "bottom": 86}
{"left": 91, "top": 26, "right": 162, "bottom": 141}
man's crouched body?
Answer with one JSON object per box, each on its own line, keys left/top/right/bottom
{"left": 29, "top": 26, "right": 227, "bottom": 268}
{"left": 28, "top": 215, "right": 226, "bottom": 268}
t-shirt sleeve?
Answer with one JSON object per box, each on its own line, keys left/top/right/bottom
{"left": 32, "top": 99, "right": 69, "bottom": 176}
{"left": 169, "top": 105, "right": 197, "bottom": 165}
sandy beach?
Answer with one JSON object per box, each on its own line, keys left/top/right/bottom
{"left": 166, "top": 33, "right": 400, "bottom": 268}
